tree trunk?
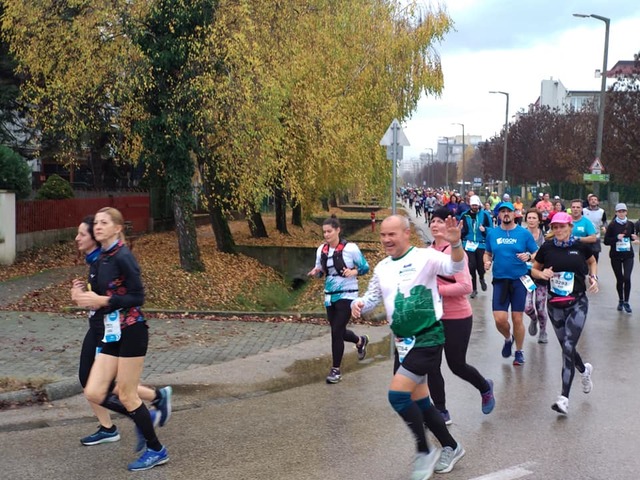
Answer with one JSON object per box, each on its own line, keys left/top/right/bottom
{"left": 248, "top": 210, "right": 268, "bottom": 238}
{"left": 274, "top": 184, "right": 288, "bottom": 234}
{"left": 321, "top": 197, "right": 329, "bottom": 211}
{"left": 208, "top": 202, "right": 236, "bottom": 253}
{"left": 291, "top": 201, "right": 302, "bottom": 227}
{"left": 171, "top": 194, "right": 205, "bottom": 272}
{"left": 329, "top": 193, "right": 338, "bottom": 208}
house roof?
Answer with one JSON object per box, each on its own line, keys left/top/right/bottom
{"left": 607, "top": 60, "right": 640, "bottom": 78}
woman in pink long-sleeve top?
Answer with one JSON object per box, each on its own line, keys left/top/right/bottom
{"left": 427, "top": 208, "right": 496, "bottom": 426}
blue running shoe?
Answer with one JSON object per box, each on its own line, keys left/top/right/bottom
{"left": 439, "top": 409, "right": 452, "bottom": 426}
{"left": 154, "top": 386, "right": 173, "bottom": 427}
{"left": 513, "top": 350, "right": 525, "bottom": 366}
{"left": 501, "top": 335, "right": 514, "bottom": 358}
{"left": 80, "top": 426, "right": 120, "bottom": 446}
{"left": 127, "top": 446, "right": 169, "bottom": 471}
{"left": 135, "top": 408, "right": 162, "bottom": 452}
{"left": 481, "top": 379, "right": 495, "bottom": 414}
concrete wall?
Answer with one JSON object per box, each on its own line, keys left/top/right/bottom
{"left": 235, "top": 244, "right": 377, "bottom": 284}
{"left": 0, "top": 190, "right": 16, "bottom": 265}
{"left": 17, "top": 227, "right": 77, "bottom": 253}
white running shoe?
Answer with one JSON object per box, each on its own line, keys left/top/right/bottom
{"left": 581, "top": 363, "right": 593, "bottom": 394}
{"left": 435, "top": 443, "right": 466, "bottom": 473}
{"left": 552, "top": 395, "right": 569, "bottom": 415}
{"left": 411, "top": 449, "right": 440, "bottom": 480}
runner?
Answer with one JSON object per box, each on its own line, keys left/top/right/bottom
{"left": 569, "top": 199, "right": 597, "bottom": 245}
{"left": 603, "top": 203, "right": 637, "bottom": 314}
{"left": 582, "top": 195, "right": 607, "bottom": 263}
{"left": 72, "top": 207, "right": 168, "bottom": 471}
{"left": 427, "top": 208, "right": 495, "bottom": 426}
{"left": 72, "top": 216, "right": 172, "bottom": 447}
{"left": 483, "top": 202, "right": 539, "bottom": 366}
{"left": 523, "top": 209, "right": 549, "bottom": 344}
{"left": 351, "top": 214, "right": 466, "bottom": 478}
{"left": 460, "top": 195, "right": 491, "bottom": 298}
{"left": 308, "top": 215, "right": 370, "bottom": 383}
{"left": 530, "top": 212, "right": 598, "bottom": 415}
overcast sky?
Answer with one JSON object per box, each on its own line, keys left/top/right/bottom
{"left": 401, "top": 0, "right": 640, "bottom": 161}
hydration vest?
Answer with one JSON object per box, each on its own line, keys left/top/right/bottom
{"left": 320, "top": 239, "right": 348, "bottom": 276}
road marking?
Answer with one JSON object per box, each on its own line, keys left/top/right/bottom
{"left": 469, "top": 462, "right": 535, "bottom": 480}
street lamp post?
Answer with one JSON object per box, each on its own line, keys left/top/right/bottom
{"left": 573, "top": 13, "right": 610, "bottom": 197}
{"left": 489, "top": 91, "right": 509, "bottom": 196}
{"left": 425, "top": 147, "right": 434, "bottom": 187}
{"left": 452, "top": 123, "right": 465, "bottom": 192}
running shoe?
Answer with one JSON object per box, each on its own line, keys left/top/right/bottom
{"left": 439, "top": 409, "right": 452, "bottom": 426}
{"left": 538, "top": 331, "right": 548, "bottom": 344}
{"left": 481, "top": 379, "right": 495, "bottom": 414}
{"left": 581, "top": 363, "right": 593, "bottom": 394}
{"left": 154, "top": 386, "right": 173, "bottom": 427}
{"left": 501, "top": 335, "right": 514, "bottom": 358}
{"left": 617, "top": 300, "right": 624, "bottom": 312}
{"left": 411, "top": 449, "right": 440, "bottom": 480}
{"left": 357, "top": 335, "right": 369, "bottom": 360}
{"left": 552, "top": 395, "right": 569, "bottom": 415}
{"left": 528, "top": 319, "right": 538, "bottom": 336}
{"left": 480, "top": 278, "right": 487, "bottom": 291}
{"left": 80, "top": 426, "right": 120, "bottom": 446}
{"left": 127, "top": 446, "right": 169, "bottom": 471}
{"left": 623, "top": 303, "right": 632, "bottom": 314}
{"left": 326, "top": 367, "right": 342, "bottom": 384}
{"left": 134, "top": 409, "right": 162, "bottom": 452}
{"left": 434, "top": 443, "right": 465, "bottom": 474}
{"left": 470, "top": 291, "right": 477, "bottom": 299}
{"left": 513, "top": 350, "right": 525, "bottom": 366}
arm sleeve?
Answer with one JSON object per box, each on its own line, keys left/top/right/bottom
{"left": 603, "top": 224, "right": 615, "bottom": 245}
{"left": 346, "top": 243, "right": 370, "bottom": 275}
{"left": 314, "top": 245, "right": 323, "bottom": 270}
{"left": 353, "top": 268, "right": 383, "bottom": 315}
{"left": 438, "top": 263, "right": 473, "bottom": 296}
{"left": 107, "top": 251, "right": 145, "bottom": 310}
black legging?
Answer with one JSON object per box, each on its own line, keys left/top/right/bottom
{"left": 610, "top": 256, "right": 634, "bottom": 302}
{"left": 466, "top": 248, "right": 486, "bottom": 292}
{"left": 547, "top": 295, "right": 588, "bottom": 398}
{"left": 326, "top": 299, "right": 359, "bottom": 368}
{"left": 428, "top": 316, "right": 489, "bottom": 412}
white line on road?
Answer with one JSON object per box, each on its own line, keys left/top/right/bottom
{"left": 468, "top": 462, "right": 536, "bottom": 480}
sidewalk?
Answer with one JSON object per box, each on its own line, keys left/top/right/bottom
{"left": 0, "top": 270, "right": 391, "bottom": 430}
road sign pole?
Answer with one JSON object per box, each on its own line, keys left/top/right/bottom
{"left": 392, "top": 123, "right": 398, "bottom": 215}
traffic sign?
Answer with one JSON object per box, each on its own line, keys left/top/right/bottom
{"left": 589, "top": 158, "right": 604, "bottom": 174}
{"left": 583, "top": 173, "right": 610, "bottom": 182}
{"left": 380, "top": 119, "right": 410, "bottom": 147}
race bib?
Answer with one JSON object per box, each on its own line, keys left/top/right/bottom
{"left": 395, "top": 336, "right": 416, "bottom": 363}
{"left": 520, "top": 275, "right": 537, "bottom": 292}
{"left": 465, "top": 241, "right": 479, "bottom": 252}
{"left": 550, "top": 272, "right": 575, "bottom": 297}
{"left": 324, "top": 294, "right": 332, "bottom": 307}
{"left": 102, "top": 310, "right": 122, "bottom": 343}
{"left": 616, "top": 237, "right": 631, "bottom": 252}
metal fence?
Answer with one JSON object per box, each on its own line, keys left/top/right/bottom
{"left": 16, "top": 195, "right": 150, "bottom": 234}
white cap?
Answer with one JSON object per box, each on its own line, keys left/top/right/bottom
{"left": 502, "top": 193, "right": 510, "bottom": 200}
{"left": 615, "top": 203, "right": 628, "bottom": 211}
{"left": 469, "top": 195, "right": 482, "bottom": 206}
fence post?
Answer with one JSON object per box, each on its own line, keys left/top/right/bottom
{"left": 0, "top": 190, "right": 16, "bottom": 265}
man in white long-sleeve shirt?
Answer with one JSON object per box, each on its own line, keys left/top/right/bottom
{"left": 351, "top": 214, "right": 467, "bottom": 479}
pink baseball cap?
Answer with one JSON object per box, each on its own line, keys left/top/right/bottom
{"left": 549, "top": 212, "right": 572, "bottom": 224}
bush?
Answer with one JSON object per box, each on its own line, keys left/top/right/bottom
{"left": 0, "top": 145, "right": 31, "bottom": 199}
{"left": 35, "top": 174, "right": 74, "bottom": 200}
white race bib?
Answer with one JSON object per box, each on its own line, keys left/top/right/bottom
{"left": 520, "top": 275, "right": 537, "bottom": 292}
{"left": 102, "top": 310, "right": 122, "bottom": 343}
{"left": 550, "top": 272, "right": 575, "bottom": 297}
{"left": 395, "top": 336, "right": 416, "bottom": 363}
{"left": 616, "top": 237, "right": 631, "bottom": 252}
{"left": 465, "top": 241, "right": 479, "bottom": 252}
